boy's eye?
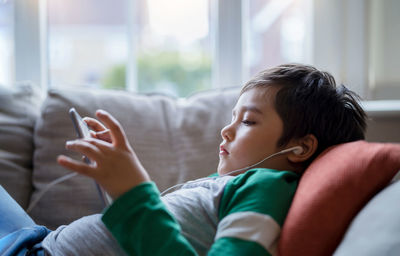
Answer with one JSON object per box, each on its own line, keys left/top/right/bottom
{"left": 242, "top": 120, "right": 256, "bottom": 126}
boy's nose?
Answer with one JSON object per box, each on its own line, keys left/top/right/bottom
{"left": 221, "top": 123, "right": 235, "bottom": 141}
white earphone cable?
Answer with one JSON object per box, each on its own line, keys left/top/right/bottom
{"left": 26, "top": 146, "right": 302, "bottom": 211}
{"left": 160, "top": 146, "right": 302, "bottom": 196}
{"left": 27, "top": 173, "right": 111, "bottom": 213}
{"left": 27, "top": 172, "right": 78, "bottom": 213}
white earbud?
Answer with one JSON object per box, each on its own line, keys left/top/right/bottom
{"left": 275, "top": 146, "right": 303, "bottom": 155}
{"left": 280, "top": 146, "right": 304, "bottom": 155}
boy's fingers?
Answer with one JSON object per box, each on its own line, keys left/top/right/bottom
{"left": 96, "top": 130, "right": 112, "bottom": 143}
{"left": 95, "top": 110, "right": 129, "bottom": 149}
{"left": 89, "top": 130, "right": 97, "bottom": 139}
{"left": 84, "top": 138, "right": 112, "bottom": 152}
{"left": 65, "top": 140, "right": 102, "bottom": 162}
{"left": 57, "top": 155, "right": 95, "bottom": 177}
{"left": 89, "top": 129, "right": 112, "bottom": 143}
{"left": 83, "top": 117, "right": 107, "bottom": 132}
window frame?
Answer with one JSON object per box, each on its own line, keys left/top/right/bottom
{"left": 11, "top": 0, "right": 400, "bottom": 110}
{"left": 13, "top": 0, "right": 244, "bottom": 92}
{"left": 14, "top": 0, "right": 47, "bottom": 89}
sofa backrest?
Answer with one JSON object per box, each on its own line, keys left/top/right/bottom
{"left": 1, "top": 84, "right": 400, "bottom": 230}
{"left": 28, "top": 87, "right": 239, "bottom": 228}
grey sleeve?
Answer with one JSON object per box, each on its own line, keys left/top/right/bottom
{"left": 42, "top": 214, "right": 127, "bottom": 256}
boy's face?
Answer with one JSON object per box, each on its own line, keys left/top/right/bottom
{"left": 218, "top": 86, "right": 287, "bottom": 175}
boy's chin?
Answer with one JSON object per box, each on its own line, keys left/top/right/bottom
{"left": 217, "top": 164, "right": 240, "bottom": 176}
{"left": 217, "top": 160, "right": 232, "bottom": 174}
{"left": 217, "top": 164, "right": 228, "bottom": 176}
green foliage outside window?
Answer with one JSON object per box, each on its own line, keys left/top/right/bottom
{"left": 101, "top": 51, "right": 212, "bottom": 97}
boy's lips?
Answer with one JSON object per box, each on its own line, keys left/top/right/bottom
{"left": 219, "top": 145, "right": 229, "bottom": 155}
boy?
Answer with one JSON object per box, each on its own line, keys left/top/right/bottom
{"left": 1, "top": 64, "right": 366, "bottom": 255}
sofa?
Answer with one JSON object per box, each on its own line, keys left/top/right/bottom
{"left": 1, "top": 83, "right": 400, "bottom": 255}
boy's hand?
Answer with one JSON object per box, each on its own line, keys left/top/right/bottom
{"left": 57, "top": 110, "right": 150, "bottom": 199}
{"left": 83, "top": 116, "right": 112, "bottom": 143}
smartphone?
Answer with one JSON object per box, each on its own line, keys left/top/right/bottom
{"left": 69, "top": 107, "right": 112, "bottom": 206}
{"left": 69, "top": 107, "right": 91, "bottom": 140}
{"left": 69, "top": 108, "right": 91, "bottom": 164}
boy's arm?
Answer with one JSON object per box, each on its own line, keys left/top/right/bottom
{"left": 100, "top": 179, "right": 270, "bottom": 256}
{"left": 58, "top": 109, "right": 198, "bottom": 255}
{"left": 102, "top": 182, "right": 197, "bottom": 255}
{"left": 102, "top": 170, "right": 298, "bottom": 256}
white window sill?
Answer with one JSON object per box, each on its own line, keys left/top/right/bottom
{"left": 362, "top": 100, "right": 400, "bottom": 118}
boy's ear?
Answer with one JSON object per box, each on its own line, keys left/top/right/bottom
{"left": 287, "top": 134, "right": 318, "bottom": 163}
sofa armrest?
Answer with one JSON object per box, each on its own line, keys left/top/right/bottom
{"left": 0, "top": 84, "right": 43, "bottom": 209}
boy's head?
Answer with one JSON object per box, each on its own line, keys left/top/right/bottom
{"left": 218, "top": 63, "right": 366, "bottom": 175}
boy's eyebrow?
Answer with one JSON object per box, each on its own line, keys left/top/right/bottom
{"left": 232, "top": 105, "right": 264, "bottom": 115}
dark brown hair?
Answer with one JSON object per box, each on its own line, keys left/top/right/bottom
{"left": 241, "top": 64, "right": 367, "bottom": 162}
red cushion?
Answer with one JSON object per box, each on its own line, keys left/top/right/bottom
{"left": 279, "top": 140, "right": 400, "bottom": 256}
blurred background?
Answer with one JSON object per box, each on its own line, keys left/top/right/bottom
{"left": 0, "top": 0, "right": 399, "bottom": 99}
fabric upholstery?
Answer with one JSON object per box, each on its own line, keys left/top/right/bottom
{"left": 334, "top": 180, "right": 400, "bottom": 256}
{"left": 29, "top": 87, "right": 239, "bottom": 228}
{"left": 0, "top": 84, "right": 43, "bottom": 209}
{"left": 279, "top": 140, "right": 400, "bottom": 256}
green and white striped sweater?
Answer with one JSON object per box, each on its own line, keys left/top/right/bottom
{"left": 102, "top": 168, "right": 299, "bottom": 256}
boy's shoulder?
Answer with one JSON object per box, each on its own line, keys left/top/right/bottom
{"left": 218, "top": 168, "right": 300, "bottom": 226}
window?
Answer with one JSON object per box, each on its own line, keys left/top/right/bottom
{"left": 47, "top": 0, "right": 129, "bottom": 89}
{"left": 369, "top": 0, "right": 400, "bottom": 100}
{"left": 0, "top": 0, "right": 14, "bottom": 86}
{"left": 47, "top": 0, "right": 212, "bottom": 97}
{"left": 9, "top": 0, "right": 400, "bottom": 100}
{"left": 243, "top": 0, "right": 312, "bottom": 79}
{"left": 136, "top": 0, "right": 212, "bottom": 97}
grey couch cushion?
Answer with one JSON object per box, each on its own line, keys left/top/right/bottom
{"left": 334, "top": 180, "right": 400, "bottom": 256}
{"left": 0, "top": 84, "right": 43, "bottom": 209}
{"left": 29, "top": 87, "right": 239, "bottom": 229}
